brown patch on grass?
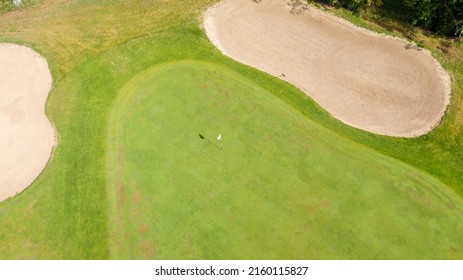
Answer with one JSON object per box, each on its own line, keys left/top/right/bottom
{"left": 438, "top": 40, "right": 452, "bottom": 54}
{"left": 140, "top": 239, "right": 156, "bottom": 259}
{"left": 116, "top": 148, "right": 127, "bottom": 230}
{"left": 303, "top": 143, "right": 312, "bottom": 153}
{"left": 130, "top": 208, "right": 140, "bottom": 218}
{"left": 133, "top": 189, "right": 142, "bottom": 203}
{"left": 245, "top": 106, "right": 255, "bottom": 113}
{"left": 449, "top": 89, "right": 463, "bottom": 141}
{"left": 437, "top": 46, "right": 449, "bottom": 54}
{"left": 138, "top": 223, "right": 149, "bottom": 234}
{"left": 25, "top": 201, "right": 36, "bottom": 211}
{"left": 320, "top": 199, "right": 331, "bottom": 209}
{"left": 266, "top": 132, "right": 274, "bottom": 140}
{"left": 307, "top": 204, "right": 317, "bottom": 215}
{"left": 304, "top": 223, "right": 310, "bottom": 231}
{"left": 406, "top": 187, "right": 433, "bottom": 207}
{"left": 220, "top": 89, "right": 231, "bottom": 99}
{"left": 181, "top": 231, "right": 194, "bottom": 256}
{"left": 118, "top": 182, "right": 125, "bottom": 208}
{"left": 446, "top": 202, "right": 457, "bottom": 211}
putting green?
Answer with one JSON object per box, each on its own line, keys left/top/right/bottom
{"left": 107, "top": 61, "right": 463, "bottom": 259}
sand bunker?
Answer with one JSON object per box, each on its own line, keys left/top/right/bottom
{"left": 204, "top": 0, "right": 451, "bottom": 137}
{"left": 0, "top": 44, "right": 55, "bottom": 202}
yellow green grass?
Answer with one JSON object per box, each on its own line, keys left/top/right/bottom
{"left": 108, "top": 60, "right": 463, "bottom": 259}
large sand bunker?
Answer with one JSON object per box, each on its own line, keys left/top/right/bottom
{"left": 0, "top": 44, "right": 55, "bottom": 202}
{"left": 204, "top": 0, "right": 451, "bottom": 137}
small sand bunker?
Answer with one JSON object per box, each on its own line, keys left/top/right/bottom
{"left": 0, "top": 44, "right": 55, "bottom": 202}
{"left": 204, "top": 0, "right": 451, "bottom": 137}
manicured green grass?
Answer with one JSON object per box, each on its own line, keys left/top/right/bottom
{"left": 107, "top": 61, "right": 463, "bottom": 259}
{"left": 0, "top": 0, "right": 461, "bottom": 259}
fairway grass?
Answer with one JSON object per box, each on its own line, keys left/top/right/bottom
{"left": 107, "top": 61, "right": 463, "bottom": 259}
{"left": 0, "top": 0, "right": 462, "bottom": 259}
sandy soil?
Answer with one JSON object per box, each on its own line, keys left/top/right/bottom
{"left": 0, "top": 44, "right": 55, "bottom": 202}
{"left": 204, "top": 0, "right": 451, "bottom": 137}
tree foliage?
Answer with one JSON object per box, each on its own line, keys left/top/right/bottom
{"left": 411, "top": 0, "right": 463, "bottom": 38}
{"left": 314, "top": 0, "right": 462, "bottom": 38}
{"left": 319, "top": 0, "right": 383, "bottom": 13}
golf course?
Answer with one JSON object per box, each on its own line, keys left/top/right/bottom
{"left": 0, "top": 0, "right": 462, "bottom": 259}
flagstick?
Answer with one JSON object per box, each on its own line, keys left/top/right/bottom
{"left": 199, "top": 134, "right": 222, "bottom": 150}
{"left": 217, "top": 134, "right": 223, "bottom": 151}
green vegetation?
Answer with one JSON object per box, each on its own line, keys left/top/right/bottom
{"left": 0, "top": 0, "right": 462, "bottom": 259}
{"left": 315, "top": 0, "right": 463, "bottom": 37}
{"left": 411, "top": 0, "right": 462, "bottom": 38}
{"left": 320, "top": 0, "right": 384, "bottom": 13}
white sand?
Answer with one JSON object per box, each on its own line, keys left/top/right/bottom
{"left": 204, "top": 0, "right": 451, "bottom": 137}
{"left": 0, "top": 43, "right": 55, "bottom": 202}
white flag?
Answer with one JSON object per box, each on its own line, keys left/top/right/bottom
{"left": 217, "top": 134, "right": 222, "bottom": 141}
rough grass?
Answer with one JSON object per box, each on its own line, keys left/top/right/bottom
{"left": 0, "top": 0, "right": 461, "bottom": 259}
